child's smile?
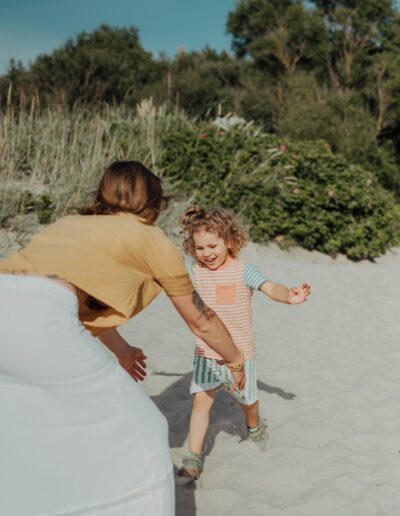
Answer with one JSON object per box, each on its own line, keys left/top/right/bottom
{"left": 193, "top": 229, "right": 233, "bottom": 270}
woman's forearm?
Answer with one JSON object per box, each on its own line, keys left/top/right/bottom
{"left": 98, "top": 328, "right": 132, "bottom": 356}
{"left": 169, "top": 292, "right": 241, "bottom": 363}
{"left": 192, "top": 309, "right": 240, "bottom": 362}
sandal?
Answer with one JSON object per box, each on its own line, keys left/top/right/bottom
{"left": 177, "top": 451, "right": 203, "bottom": 482}
{"left": 248, "top": 418, "right": 270, "bottom": 452}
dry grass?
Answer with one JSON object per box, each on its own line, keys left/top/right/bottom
{"left": 0, "top": 97, "right": 188, "bottom": 232}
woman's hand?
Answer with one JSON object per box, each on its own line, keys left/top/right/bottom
{"left": 98, "top": 329, "right": 148, "bottom": 382}
{"left": 231, "top": 369, "right": 246, "bottom": 392}
{"left": 118, "top": 347, "right": 147, "bottom": 382}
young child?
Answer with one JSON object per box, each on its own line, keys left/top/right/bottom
{"left": 177, "top": 206, "right": 311, "bottom": 481}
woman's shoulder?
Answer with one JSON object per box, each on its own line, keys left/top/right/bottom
{"left": 57, "top": 212, "right": 161, "bottom": 233}
{"left": 38, "top": 214, "right": 162, "bottom": 249}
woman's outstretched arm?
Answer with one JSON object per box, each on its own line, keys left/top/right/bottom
{"left": 169, "top": 291, "right": 246, "bottom": 391}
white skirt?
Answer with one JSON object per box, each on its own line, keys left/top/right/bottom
{"left": 0, "top": 275, "right": 174, "bottom": 516}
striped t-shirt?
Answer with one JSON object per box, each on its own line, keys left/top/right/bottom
{"left": 186, "top": 258, "right": 268, "bottom": 360}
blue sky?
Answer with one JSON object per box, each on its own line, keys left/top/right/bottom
{"left": 0, "top": 0, "right": 237, "bottom": 74}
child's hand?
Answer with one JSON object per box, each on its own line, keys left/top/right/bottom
{"left": 118, "top": 347, "right": 147, "bottom": 382}
{"left": 287, "top": 283, "right": 311, "bottom": 304}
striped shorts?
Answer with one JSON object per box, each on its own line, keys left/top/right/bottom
{"left": 190, "top": 356, "right": 258, "bottom": 405}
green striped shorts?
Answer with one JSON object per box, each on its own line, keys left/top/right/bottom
{"left": 190, "top": 356, "right": 258, "bottom": 405}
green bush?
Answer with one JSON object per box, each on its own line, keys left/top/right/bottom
{"left": 160, "top": 121, "right": 400, "bottom": 260}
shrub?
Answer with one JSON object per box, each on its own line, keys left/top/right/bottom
{"left": 160, "top": 121, "right": 400, "bottom": 260}
{"left": 17, "top": 191, "right": 56, "bottom": 225}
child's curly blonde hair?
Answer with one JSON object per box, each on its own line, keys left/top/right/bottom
{"left": 180, "top": 206, "right": 249, "bottom": 258}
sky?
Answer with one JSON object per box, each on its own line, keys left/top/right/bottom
{"left": 0, "top": 0, "right": 237, "bottom": 74}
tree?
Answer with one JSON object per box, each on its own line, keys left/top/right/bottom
{"left": 0, "top": 59, "right": 33, "bottom": 108}
{"left": 227, "top": 0, "right": 329, "bottom": 75}
{"left": 0, "top": 25, "right": 162, "bottom": 107}
{"left": 168, "top": 48, "right": 243, "bottom": 116}
{"left": 312, "top": 0, "right": 400, "bottom": 87}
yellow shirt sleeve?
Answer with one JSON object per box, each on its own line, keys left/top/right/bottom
{"left": 143, "top": 227, "right": 194, "bottom": 296}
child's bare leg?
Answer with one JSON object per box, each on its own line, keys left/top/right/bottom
{"left": 189, "top": 389, "right": 216, "bottom": 454}
{"left": 239, "top": 400, "right": 259, "bottom": 428}
{"left": 177, "top": 389, "right": 217, "bottom": 481}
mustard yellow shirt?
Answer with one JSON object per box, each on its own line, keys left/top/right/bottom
{"left": 0, "top": 213, "right": 194, "bottom": 335}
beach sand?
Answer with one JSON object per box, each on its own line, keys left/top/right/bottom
{"left": 119, "top": 242, "right": 400, "bottom": 516}
{"left": 2, "top": 229, "right": 399, "bottom": 516}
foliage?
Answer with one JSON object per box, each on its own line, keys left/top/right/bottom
{"left": 0, "top": 101, "right": 170, "bottom": 225}
{"left": 168, "top": 48, "right": 244, "bottom": 117}
{"left": 2, "top": 6, "right": 400, "bottom": 198}
{"left": 1, "top": 3, "right": 400, "bottom": 249}
{"left": 227, "top": 0, "right": 329, "bottom": 75}
{"left": 1, "top": 100, "right": 398, "bottom": 259}
{"left": 0, "top": 25, "right": 161, "bottom": 108}
{"left": 225, "top": 0, "right": 400, "bottom": 196}
{"left": 276, "top": 72, "right": 378, "bottom": 163}
{"left": 160, "top": 120, "right": 400, "bottom": 260}
{"left": 18, "top": 192, "right": 55, "bottom": 225}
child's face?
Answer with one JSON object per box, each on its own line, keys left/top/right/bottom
{"left": 193, "top": 228, "right": 232, "bottom": 270}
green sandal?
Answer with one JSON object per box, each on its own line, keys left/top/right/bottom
{"left": 248, "top": 418, "right": 270, "bottom": 452}
{"left": 177, "top": 451, "right": 203, "bottom": 482}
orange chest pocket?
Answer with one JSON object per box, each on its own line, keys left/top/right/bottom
{"left": 216, "top": 284, "right": 236, "bottom": 305}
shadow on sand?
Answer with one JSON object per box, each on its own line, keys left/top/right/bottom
{"left": 151, "top": 372, "right": 296, "bottom": 516}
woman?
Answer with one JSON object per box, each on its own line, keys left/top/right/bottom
{"left": 0, "top": 161, "right": 245, "bottom": 516}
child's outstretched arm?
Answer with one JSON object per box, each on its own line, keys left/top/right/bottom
{"left": 261, "top": 281, "right": 311, "bottom": 304}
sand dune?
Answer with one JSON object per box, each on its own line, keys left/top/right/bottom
{"left": 120, "top": 242, "right": 400, "bottom": 516}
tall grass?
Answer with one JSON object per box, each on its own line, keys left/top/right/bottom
{"left": 0, "top": 97, "right": 188, "bottom": 229}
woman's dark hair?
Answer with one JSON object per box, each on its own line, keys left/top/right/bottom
{"left": 78, "top": 160, "right": 167, "bottom": 224}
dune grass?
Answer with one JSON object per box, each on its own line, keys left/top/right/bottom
{"left": 0, "top": 98, "right": 186, "bottom": 231}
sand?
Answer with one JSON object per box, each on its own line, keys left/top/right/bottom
{"left": 2, "top": 226, "right": 399, "bottom": 516}
{"left": 119, "top": 242, "right": 400, "bottom": 516}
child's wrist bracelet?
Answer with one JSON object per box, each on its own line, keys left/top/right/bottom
{"left": 226, "top": 349, "right": 244, "bottom": 372}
